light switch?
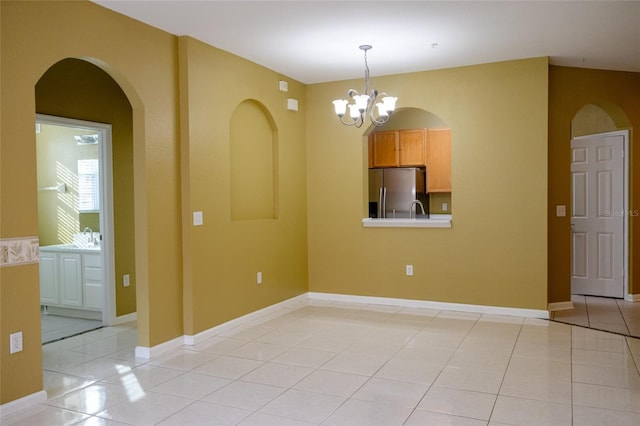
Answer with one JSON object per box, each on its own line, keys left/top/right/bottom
{"left": 556, "top": 205, "right": 566, "bottom": 217}
{"left": 193, "top": 211, "right": 203, "bottom": 226}
{"left": 287, "top": 98, "right": 298, "bottom": 111}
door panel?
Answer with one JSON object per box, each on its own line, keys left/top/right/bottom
{"left": 572, "top": 233, "right": 587, "bottom": 278}
{"left": 571, "top": 133, "right": 625, "bottom": 298}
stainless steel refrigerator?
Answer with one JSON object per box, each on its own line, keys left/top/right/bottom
{"left": 368, "top": 168, "right": 428, "bottom": 218}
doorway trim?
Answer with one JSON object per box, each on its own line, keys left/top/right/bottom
{"left": 570, "top": 129, "right": 630, "bottom": 300}
{"left": 36, "top": 113, "right": 117, "bottom": 325}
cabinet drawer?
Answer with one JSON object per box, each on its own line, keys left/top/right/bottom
{"left": 84, "top": 254, "right": 102, "bottom": 267}
{"left": 84, "top": 266, "right": 102, "bottom": 281}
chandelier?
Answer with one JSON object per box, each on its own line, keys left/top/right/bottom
{"left": 332, "top": 45, "right": 397, "bottom": 128}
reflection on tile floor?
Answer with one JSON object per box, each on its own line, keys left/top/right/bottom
{"left": 41, "top": 312, "right": 103, "bottom": 344}
{"left": 4, "top": 299, "right": 640, "bottom": 425}
{"left": 552, "top": 295, "right": 640, "bottom": 338}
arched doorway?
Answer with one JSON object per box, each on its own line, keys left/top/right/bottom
{"left": 35, "top": 58, "right": 137, "bottom": 335}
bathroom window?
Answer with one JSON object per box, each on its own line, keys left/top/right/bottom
{"left": 78, "top": 159, "right": 99, "bottom": 212}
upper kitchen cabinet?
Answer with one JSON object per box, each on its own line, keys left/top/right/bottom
{"left": 426, "top": 128, "right": 452, "bottom": 193}
{"left": 370, "top": 129, "right": 427, "bottom": 168}
{"left": 371, "top": 130, "right": 398, "bottom": 167}
{"left": 399, "top": 129, "right": 427, "bottom": 166}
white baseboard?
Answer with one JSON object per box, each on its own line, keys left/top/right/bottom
{"left": 308, "top": 292, "right": 550, "bottom": 319}
{"left": 548, "top": 301, "right": 574, "bottom": 311}
{"left": 0, "top": 390, "right": 47, "bottom": 419}
{"left": 183, "top": 293, "right": 308, "bottom": 346}
{"left": 135, "top": 335, "right": 183, "bottom": 360}
{"left": 136, "top": 293, "right": 308, "bottom": 359}
{"left": 110, "top": 312, "right": 137, "bottom": 326}
{"left": 133, "top": 291, "right": 552, "bottom": 359}
{"left": 625, "top": 294, "right": 640, "bottom": 302}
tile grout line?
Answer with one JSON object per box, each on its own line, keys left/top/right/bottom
{"left": 614, "top": 298, "right": 633, "bottom": 336}
{"left": 485, "top": 315, "right": 524, "bottom": 425}
{"left": 403, "top": 310, "right": 484, "bottom": 425}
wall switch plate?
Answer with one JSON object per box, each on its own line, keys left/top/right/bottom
{"left": 123, "top": 274, "right": 130, "bottom": 287}
{"left": 556, "top": 205, "right": 566, "bottom": 217}
{"left": 442, "top": 202, "right": 448, "bottom": 212}
{"left": 278, "top": 80, "right": 288, "bottom": 92}
{"left": 287, "top": 98, "right": 298, "bottom": 111}
{"left": 257, "top": 272, "right": 262, "bottom": 284}
{"left": 193, "top": 211, "right": 203, "bottom": 226}
{"left": 406, "top": 265, "right": 413, "bottom": 276}
{"left": 10, "top": 331, "right": 23, "bottom": 354}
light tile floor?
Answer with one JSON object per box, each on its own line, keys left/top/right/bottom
{"left": 4, "top": 299, "right": 640, "bottom": 425}
{"left": 552, "top": 295, "right": 640, "bottom": 338}
{"left": 41, "top": 312, "right": 103, "bottom": 344}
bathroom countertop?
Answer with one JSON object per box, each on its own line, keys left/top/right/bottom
{"left": 39, "top": 244, "right": 101, "bottom": 253}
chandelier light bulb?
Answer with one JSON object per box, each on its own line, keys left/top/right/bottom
{"left": 381, "top": 96, "right": 397, "bottom": 114}
{"left": 353, "top": 94, "right": 370, "bottom": 112}
{"left": 332, "top": 99, "right": 348, "bottom": 117}
{"left": 376, "top": 102, "right": 389, "bottom": 117}
{"left": 349, "top": 104, "right": 361, "bottom": 119}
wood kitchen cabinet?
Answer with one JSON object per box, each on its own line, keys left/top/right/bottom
{"left": 370, "top": 129, "right": 426, "bottom": 168}
{"left": 426, "top": 128, "right": 452, "bottom": 192}
{"left": 369, "top": 127, "right": 451, "bottom": 193}
{"left": 371, "top": 131, "right": 398, "bottom": 167}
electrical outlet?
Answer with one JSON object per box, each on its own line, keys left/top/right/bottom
{"left": 123, "top": 274, "right": 130, "bottom": 287}
{"left": 10, "top": 331, "right": 23, "bottom": 354}
{"left": 406, "top": 265, "right": 413, "bottom": 276}
{"left": 442, "top": 202, "right": 448, "bottom": 212}
{"left": 257, "top": 272, "right": 262, "bottom": 284}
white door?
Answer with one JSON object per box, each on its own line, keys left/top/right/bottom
{"left": 571, "top": 132, "right": 626, "bottom": 298}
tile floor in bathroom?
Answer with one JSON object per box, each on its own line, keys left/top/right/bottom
{"left": 41, "top": 312, "right": 103, "bottom": 344}
{"left": 4, "top": 299, "right": 640, "bottom": 425}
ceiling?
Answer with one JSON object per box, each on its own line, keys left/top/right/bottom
{"left": 92, "top": 1, "right": 640, "bottom": 84}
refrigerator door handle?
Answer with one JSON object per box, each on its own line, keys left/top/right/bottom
{"left": 380, "top": 187, "right": 386, "bottom": 218}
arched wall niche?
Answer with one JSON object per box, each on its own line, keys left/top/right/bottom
{"left": 572, "top": 101, "right": 631, "bottom": 137}
{"left": 230, "top": 99, "right": 279, "bottom": 221}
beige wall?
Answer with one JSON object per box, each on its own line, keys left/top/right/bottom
{"left": 178, "top": 37, "right": 308, "bottom": 336}
{"left": 1, "top": 0, "right": 181, "bottom": 403}
{"left": 306, "top": 58, "right": 549, "bottom": 309}
{"left": 1, "top": 0, "right": 552, "bottom": 409}
{"left": 36, "top": 125, "right": 99, "bottom": 246}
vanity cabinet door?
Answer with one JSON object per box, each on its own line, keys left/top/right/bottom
{"left": 59, "top": 253, "right": 83, "bottom": 307}
{"left": 39, "top": 252, "right": 59, "bottom": 305}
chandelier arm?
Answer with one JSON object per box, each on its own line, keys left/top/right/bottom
{"left": 339, "top": 114, "right": 363, "bottom": 127}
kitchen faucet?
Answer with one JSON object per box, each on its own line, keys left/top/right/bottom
{"left": 409, "top": 200, "right": 426, "bottom": 219}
